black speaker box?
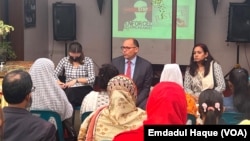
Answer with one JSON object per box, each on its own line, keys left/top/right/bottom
{"left": 227, "top": 3, "right": 250, "bottom": 42}
{"left": 53, "top": 3, "right": 76, "bottom": 41}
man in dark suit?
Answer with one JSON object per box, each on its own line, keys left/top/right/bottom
{"left": 112, "top": 38, "right": 153, "bottom": 109}
{"left": 2, "top": 69, "right": 56, "bottom": 141}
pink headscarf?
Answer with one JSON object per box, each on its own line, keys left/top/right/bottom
{"left": 144, "top": 82, "right": 187, "bottom": 124}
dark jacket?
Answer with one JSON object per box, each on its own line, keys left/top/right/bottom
{"left": 3, "top": 107, "right": 56, "bottom": 141}
{"left": 112, "top": 56, "right": 153, "bottom": 109}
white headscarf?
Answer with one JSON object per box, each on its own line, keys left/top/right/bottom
{"left": 29, "top": 58, "right": 73, "bottom": 120}
{"left": 160, "top": 64, "right": 183, "bottom": 87}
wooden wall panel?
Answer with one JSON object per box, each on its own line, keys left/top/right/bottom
{"left": 8, "top": 0, "right": 24, "bottom": 60}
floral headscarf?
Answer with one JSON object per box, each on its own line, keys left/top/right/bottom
{"left": 107, "top": 74, "right": 137, "bottom": 97}
{"left": 112, "top": 82, "right": 187, "bottom": 141}
{"left": 78, "top": 75, "right": 146, "bottom": 141}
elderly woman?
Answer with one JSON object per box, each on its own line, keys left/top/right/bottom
{"left": 78, "top": 75, "right": 146, "bottom": 141}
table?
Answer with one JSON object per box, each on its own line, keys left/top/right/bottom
{"left": 0, "top": 61, "right": 33, "bottom": 108}
{"left": 0, "top": 61, "right": 33, "bottom": 78}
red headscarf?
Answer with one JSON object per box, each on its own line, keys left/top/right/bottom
{"left": 145, "top": 81, "right": 187, "bottom": 124}
{"left": 113, "top": 82, "right": 187, "bottom": 141}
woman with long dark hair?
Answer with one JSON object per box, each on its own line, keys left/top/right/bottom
{"left": 55, "top": 42, "right": 95, "bottom": 108}
{"left": 184, "top": 43, "right": 226, "bottom": 102}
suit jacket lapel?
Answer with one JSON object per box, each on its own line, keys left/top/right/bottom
{"left": 119, "top": 57, "right": 125, "bottom": 74}
{"left": 133, "top": 56, "right": 141, "bottom": 81}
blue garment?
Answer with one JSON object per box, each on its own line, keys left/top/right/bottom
{"left": 223, "top": 95, "right": 237, "bottom": 112}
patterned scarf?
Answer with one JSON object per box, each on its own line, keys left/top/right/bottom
{"left": 29, "top": 58, "right": 73, "bottom": 120}
{"left": 78, "top": 75, "right": 146, "bottom": 141}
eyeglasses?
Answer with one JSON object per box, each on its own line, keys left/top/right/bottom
{"left": 31, "top": 86, "right": 36, "bottom": 92}
{"left": 120, "top": 46, "right": 136, "bottom": 50}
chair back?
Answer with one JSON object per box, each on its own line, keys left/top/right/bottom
{"left": 186, "top": 114, "right": 196, "bottom": 125}
{"left": 72, "top": 106, "right": 81, "bottom": 126}
{"left": 30, "top": 110, "right": 64, "bottom": 141}
{"left": 221, "top": 112, "right": 244, "bottom": 125}
{"left": 81, "top": 111, "right": 92, "bottom": 122}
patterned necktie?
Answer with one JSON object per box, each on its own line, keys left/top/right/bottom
{"left": 126, "top": 60, "right": 131, "bottom": 78}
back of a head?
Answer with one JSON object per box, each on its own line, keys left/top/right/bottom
{"left": 145, "top": 82, "right": 187, "bottom": 124}
{"left": 107, "top": 75, "right": 137, "bottom": 101}
{"left": 230, "top": 68, "right": 250, "bottom": 114}
{"left": 98, "top": 64, "right": 119, "bottom": 90}
{"left": 229, "top": 68, "right": 249, "bottom": 94}
{"left": 198, "top": 89, "right": 223, "bottom": 125}
{"left": 160, "top": 64, "right": 183, "bottom": 87}
{"left": 29, "top": 58, "right": 54, "bottom": 75}
{"left": 2, "top": 69, "right": 32, "bottom": 104}
{"left": 29, "top": 58, "right": 55, "bottom": 92}
{"left": 106, "top": 75, "right": 138, "bottom": 116}
{"left": 229, "top": 68, "right": 249, "bottom": 89}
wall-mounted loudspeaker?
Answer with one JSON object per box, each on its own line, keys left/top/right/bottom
{"left": 227, "top": 3, "right": 250, "bottom": 42}
{"left": 53, "top": 3, "right": 76, "bottom": 41}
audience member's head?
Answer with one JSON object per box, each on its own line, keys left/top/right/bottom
{"left": 198, "top": 89, "right": 224, "bottom": 125}
{"left": 29, "top": 58, "right": 74, "bottom": 121}
{"left": 107, "top": 74, "right": 138, "bottom": 108}
{"left": 2, "top": 69, "right": 33, "bottom": 109}
{"left": 97, "top": 64, "right": 119, "bottom": 91}
{"left": 229, "top": 68, "right": 250, "bottom": 118}
{"left": 159, "top": 64, "right": 197, "bottom": 118}
{"left": 78, "top": 74, "right": 146, "bottom": 141}
{"left": 145, "top": 82, "right": 187, "bottom": 124}
{"left": 160, "top": 64, "right": 183, "bottom": 87}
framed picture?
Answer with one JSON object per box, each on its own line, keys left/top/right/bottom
{"left": 24, "top": 0, "right": 36, "bottom": 28}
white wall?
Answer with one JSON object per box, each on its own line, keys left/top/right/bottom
{"left": 24, "top": 0, "right": 250, "bottom": 76}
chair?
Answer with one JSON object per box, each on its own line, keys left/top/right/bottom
{"left": 221, "top": 112, "right": 244, "bottom": 125}
{"left": 186, "top": 114, "right": 196, "bottom": 125}
{"left": 81, "top": 111, "right": 92, "bottom": 122}
{"left": 72, "top": 106, "right": 81, "bottom": 126}
{"left": 30, "top": 110, "right": 64, "bottom": 141}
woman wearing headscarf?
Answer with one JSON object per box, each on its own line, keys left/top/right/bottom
{"left": 80, "top": 63, "right": 119, "bottom": 117}
{"left": 29, "top": 58, "right": 76, "bottom": 140}
{"left": 113, "top": 82, "right": 187, "bottom": 141}
{"left": 160, "top": 64, "right": 197, "bottom": 119}
{"left": 78, "top": 75, "right": 146, "bottom": 141}
{"left": 160, "top": 63, "right": 183, "bottom": 86}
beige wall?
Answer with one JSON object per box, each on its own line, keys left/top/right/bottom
{"left": 24, "top": 0, "right": 49, "bottom": 61}
{"left": 23, "top": 0, "right": 250, "bottom": 76}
